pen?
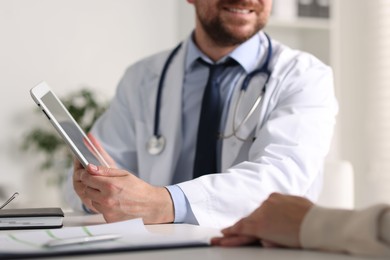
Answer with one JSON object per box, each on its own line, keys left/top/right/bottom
{"left": 44, "top": 234, "right": 122, "bottom": 248}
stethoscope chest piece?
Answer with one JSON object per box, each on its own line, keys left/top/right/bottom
{"left": 147, "top": 135, "right": 166, "bottom": 155}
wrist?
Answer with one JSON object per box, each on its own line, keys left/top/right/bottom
{"left": 145, "top": 187, "right": 174, "bottom": 224}
{"left": 160, "top": 187, "right": 175, "bottom": 223}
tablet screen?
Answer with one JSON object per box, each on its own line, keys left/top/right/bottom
{"left": 41, "top": 91, "right": 103, "bottom": 167}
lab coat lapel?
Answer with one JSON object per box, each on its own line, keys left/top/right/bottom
{"left": 148, "top": 46, "right": 186, "bottom": 185}
{"left": 221, "top": 75, "right": 266, "bottom": 171}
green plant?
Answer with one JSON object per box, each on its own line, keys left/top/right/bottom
{"left": 21, "top": 88, "right": 108, "bottom": 182}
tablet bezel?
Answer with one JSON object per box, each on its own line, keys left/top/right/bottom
{"left": 30, "top": 81, "right": 109, "bottom": 168}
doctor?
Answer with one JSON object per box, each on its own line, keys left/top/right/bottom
{"left": 66, "top": 0, "right": 338, "bottom": 228}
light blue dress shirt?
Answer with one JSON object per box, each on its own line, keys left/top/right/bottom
{"left": 166, "top": 33, "right": 263, "bottom": 224}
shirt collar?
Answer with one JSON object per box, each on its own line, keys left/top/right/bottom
{"left": 185, "top": 32, "right": 262, "bottom": 73}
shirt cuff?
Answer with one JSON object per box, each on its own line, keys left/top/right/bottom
{"left": 165, "top": 185, "right": 198, "bottom": 224}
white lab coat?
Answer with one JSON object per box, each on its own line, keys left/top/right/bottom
{"left": 65, "top": 32, "right": 338, "bottom": 228}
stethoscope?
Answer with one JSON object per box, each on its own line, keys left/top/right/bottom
{"left": 146, "top": 34, "right": 273, "bottom": 155}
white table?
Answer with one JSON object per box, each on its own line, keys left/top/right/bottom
{"left": 34, "top": 212, "right": 381, "bottom": 260}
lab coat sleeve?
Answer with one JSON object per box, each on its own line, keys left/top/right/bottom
{"left": 300, "top": 204, "right": 390, "bottom": 257}
{"left": 178, "top": 50, "right": 338, "bottom": 228}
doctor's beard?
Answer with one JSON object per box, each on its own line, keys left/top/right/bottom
{"left": 196, "top": 0, "right": 270, "bottom": 47}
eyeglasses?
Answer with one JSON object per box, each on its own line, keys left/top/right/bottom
{"left": 0, "top": 192, "right": 19, "bottom": 210}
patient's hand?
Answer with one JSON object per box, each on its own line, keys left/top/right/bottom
{"left": 211, "top": 193, "right": 314, "bottom": 248}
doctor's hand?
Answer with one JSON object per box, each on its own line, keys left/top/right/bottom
{"left": 73, "top": 133, "right": 118, "bottom": 212}
{"left": 73, "top": 158, "right": 99, "bottom": 213}
{"left": 77, "top": 164, "right": 174, "bottom": 224}
{"left": 211, "top": 193, "right": 314, "bottom": 248}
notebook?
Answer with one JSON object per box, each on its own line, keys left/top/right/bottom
{"left": 0, "top": 207, "right": 64, "bottom": 230}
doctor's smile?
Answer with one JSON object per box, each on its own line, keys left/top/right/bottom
{"left": 221, "top": 6, "right": 257, "bottom": 24}
{"left": 225, "top": 7, "right": 252, "bottom": 14}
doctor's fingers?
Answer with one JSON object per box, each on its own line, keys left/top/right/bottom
{"left": 89, "top": 200, "right": 126, "bottom": 223}
{"left": 72, "top": 178, "right": 99, "bottom": 213}
{"left": 83, "top": 185, "right": 106, "bottom": 203}
{"left": 85, "top": 187, "right": 126, "bottom": 218}
{"left": 79, "top": 171, "right": 129, "bottom": 196}
{"left": 87, "top": 164, "right": 130, "bottom": 177}
{"left": 73, "top": 158, "right": 85, "bottom": 181}
{"left": 79, "top": 172, "right": 110, "bottom": 191}
{"left": 73, "top": 169, "right": 87, "bottom": 183}
{"left": 87, "top": 133, "right": 117, "bottom": 168}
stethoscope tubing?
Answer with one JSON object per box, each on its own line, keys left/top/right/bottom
{"left": 149, "top": 33, "right": 272, "bottom": 154}
{"left": 153, "top": 43, "right": 183, "bottom": 138}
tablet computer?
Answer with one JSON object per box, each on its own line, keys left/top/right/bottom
{"left": 30, "top": 81, "right": 109, "bottom": 168}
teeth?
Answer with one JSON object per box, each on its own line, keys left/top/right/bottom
{"left": 228, "top": 8, "right": 250, "bottom": 14}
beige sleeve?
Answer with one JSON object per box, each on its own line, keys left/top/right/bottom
{"left": 300, "top": 204, "right": 390, "bottom": 257}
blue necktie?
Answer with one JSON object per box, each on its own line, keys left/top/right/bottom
{"left": 193, "top": 59, "right": 235, "bottom": 178}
